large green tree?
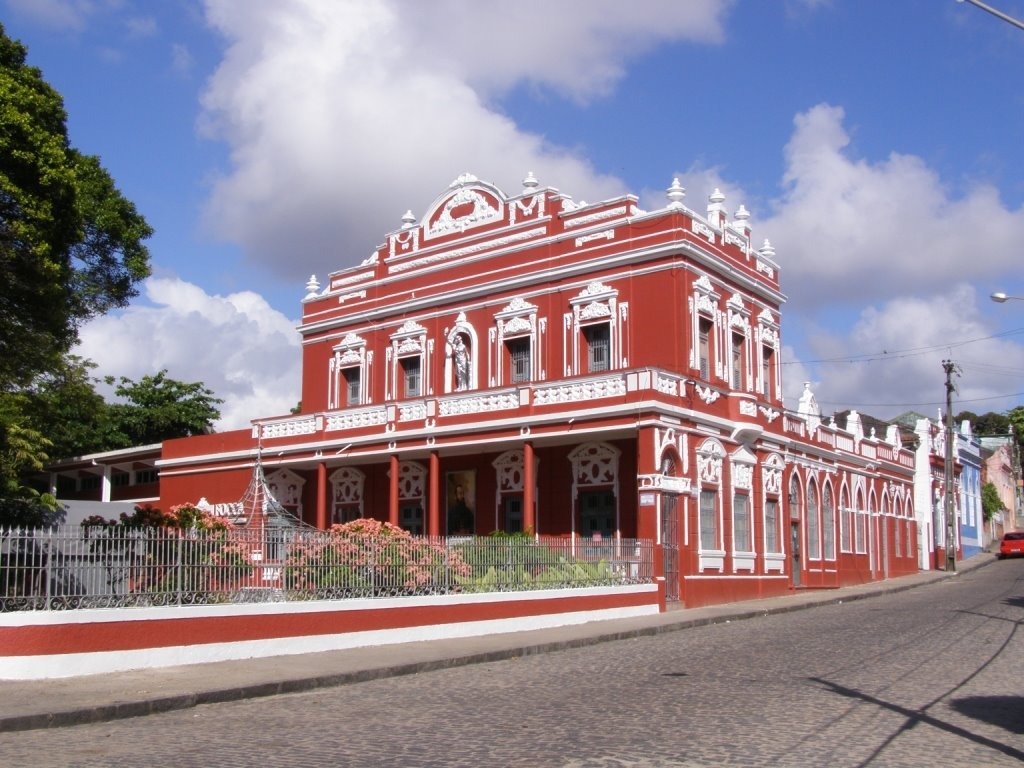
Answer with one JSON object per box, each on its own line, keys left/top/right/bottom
{"left": 103, "top": 370, "right": 223, "bottom": 448}
{"left": 0, "top": 24, "right": 152, "bottom": 391}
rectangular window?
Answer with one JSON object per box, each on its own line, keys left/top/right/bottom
{"left": 764, "top": 499, "right": 780, "bottom": 553}
{"left": 503, "top": 495, "right": 523, "bottom": 534}
{"left": 698, "top": 318, "right": 712, "bottom": 380}
{"left": 700, "top": 489, "right": 718, "bottom": 550}
{"left": 399, "top": 505, "right": 423, "bottom": 536}
{"left": 761, "top": 346, "right": 773, "bottom": 398}
{"left": 579, "top": 490, "right": 615, "bottom": 538}
{"left": 342, "top": 367, "right": 360, "bottom": 406}
{"left": 733, "top": 494, "right": 751, "bottom": 552}
{"left": 855, "top": 509, "right": 867, "bottom": 553}
{"left": 731, "top": 332, "right": 744, "bottom": 389}
{"left": 111, "top": 472, "right": 130, "bottom": 487}
{"left": 584, "top": 324, "right": 610, "bottom": 373}
{"left": 507, "top": 337, "right": 531, "bottom": 383}
{"left": 401, "top": 356, "right": 421, "bottom": 398}
{"left": 134, "top": 469, "right": 158, "bottom": 485}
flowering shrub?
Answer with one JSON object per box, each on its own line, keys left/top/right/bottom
{"left": 284, "top": 518, "right": 471, "bottom": 598}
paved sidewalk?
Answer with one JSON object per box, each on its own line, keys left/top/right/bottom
{"left": 0, "top": 554, "right": 995, "bottom": 733}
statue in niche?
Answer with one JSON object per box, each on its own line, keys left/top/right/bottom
{"left": 451, "top": 333, "right": 471, "bottom": 391}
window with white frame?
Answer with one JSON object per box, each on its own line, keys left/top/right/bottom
{"left": 507, "top": 336, "right": 531, "bottom": 383}
{"left": 400, "top": 355, "right": 421, "bottom": 398}
{"left": 700, "top": 489, "right": 719, "bottom": 550}
{"left": 730, "top": 331, "right": 745, "bottom": 390}
{"left": 330, "top": 467, "right": 365, "bottom": 524}
{"left": 756, "top": 309, "right": 779, "bottom": 399}
{"left": 855, "top": 492, "right": 867, "bottom": 553}
{"left": 840, "top": 487, "right": 852, "bottom": 553}
{"left": 388, "top": 320, "right": 428, "bottom": 401}
{"left": 761, "top": 345, "right": 773, "bottom": 398}
{"left": 584, "top": 323, "right": 610, "bottom": 373}
{"left": 698, "top": 317, "right": 713, "bottom": 380}
{"left": 566, "top": 282, "right": 623, "bottom": 377}
{"left": 806, "top": 480, "right": 820, "bottom": 559}
{"left": 329, "top": 332, "right": 370, "bottom": 410}
{"left": 822, "top": 483, "right": 835, "bottom": 560}
{"left": 733, "top": 493, "right": 751, "bottom": 552}
{"left": 493, "top": 298, "right": 541, "bottom": 388}
{"left": 342, "top": 367, "right": 360, "bottom": 407}
{"left": 764, "top": 499, "right": 780, "bottom": 553}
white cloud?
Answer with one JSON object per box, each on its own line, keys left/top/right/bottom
{"left": 197, "top": 0, "right": 730, "bottom": 283}
{"left": 763, "top": 104, "right": 1024, "bottom": 309}
{"left": 75, "top": 277, "right": 301, "bottom": 430}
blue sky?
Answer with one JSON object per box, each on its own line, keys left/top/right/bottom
{"left": 4, "top": 0, "right": 1024, "bottom": 430}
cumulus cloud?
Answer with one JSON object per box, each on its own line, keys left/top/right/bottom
{"left": 197, "top": 0, "right": 730, "bottom": 282}
{"left": 667, "top": 104, "right": 1024, "bottom": 419}
{"left": 75, "top": 277, "right": 301, "bottom": 430}
{"left": 764, "top": 104, "right": 1024, "bottom": 309}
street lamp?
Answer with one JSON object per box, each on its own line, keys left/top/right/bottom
{"left": 991, "top": 292, "right": 1024, "bottom": 303}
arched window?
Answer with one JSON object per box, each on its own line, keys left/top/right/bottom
{"left": 806, "top": 479, "right": 820, "bottom": 560}
{"left": 822, "top": 482, "right": 835, "bottom": 560}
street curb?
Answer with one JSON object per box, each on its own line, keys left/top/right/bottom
{"left": 0, "top": 555, "right": 995, "bottom": 733}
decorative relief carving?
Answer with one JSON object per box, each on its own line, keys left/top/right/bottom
{"left": 563, "top": 206, "right": 629, "bottom": 229}
{"left": 427, "top": 187, "right": 501, "bottom": 236}
{"left": 578, "top": 300, "right": 612, "bottom": 321}
{"left": 758, "top": 406, "right": 780, "bottom": 422}
{"left": 732, "top": 462, "right": 754, "bottom": 491}
{"left": 694, "top": 384, "right": 720, "bottom": 404}
{"left": 692, "top": 220, "right": 715, "bottom": 243}
{"left": 575, "top": 230, "right": 615, "bottom": 248}
{"left": 739, "top": 400, "right": 757, "bottom": 417}
{"left": 696, "top": 441, "right": 725, "bottom": 484}
{"left": 389, "top": 227, "right": 545, "bottom": 274}
{"left": 756, "top": 260, "right": 775, "bottom": 278}
{"left": 568, "top": 442, "right": 620, "bottom": 487}
{"left": 763, "top": 454, "right": 784, "bottom": 496}
{"left": 493, "top": 449, "right": 525, "bottom": 492}
{"left": 331, "top": 270, "right": 375, "bottom": 289}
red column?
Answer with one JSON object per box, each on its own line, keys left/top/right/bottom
{"left": 428, "top": 451, "right": 440, "bottom": 536}
{"left": 316, "top": 461, "right": 328, "bottom": 529}
{"left": 523, "top": 441, "right": 535, "bottom": 535}
{"left": 389, "top": 454, "right": 400, "bottom": 527}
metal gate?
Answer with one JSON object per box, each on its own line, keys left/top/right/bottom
{"left": 661, "top": 493, "right": 680, "bottom": 602}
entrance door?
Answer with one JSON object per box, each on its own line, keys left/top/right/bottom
{"left": 579, "top": 490, "right": 615, "bottom": 537}
{"left": 790, "top": 521, "right": 802, "bottom": 587}
{"left": 661, "top": 493, "right": 680, "bottom": 603}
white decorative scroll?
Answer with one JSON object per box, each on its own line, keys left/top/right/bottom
{"left": 763, "top": 454, "right": 784, "bottom": 496}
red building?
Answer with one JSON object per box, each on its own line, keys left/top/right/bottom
{"left": 159, "top": 172, "right": 917, "bottom": 608}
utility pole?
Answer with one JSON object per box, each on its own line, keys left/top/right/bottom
{"left": 942, "top": 359, "right": 958, "bottom": 572}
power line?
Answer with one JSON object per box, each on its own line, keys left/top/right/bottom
{"left": 781, "top": 327, "right": 1024, "bottom": 366}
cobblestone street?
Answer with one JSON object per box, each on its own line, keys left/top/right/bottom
{"left": 3, "top": 560, "right": 1022, "bottom": 767}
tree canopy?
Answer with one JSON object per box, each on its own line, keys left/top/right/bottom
{"left": 0, "top": 24, "right": 152, "bottom": 391}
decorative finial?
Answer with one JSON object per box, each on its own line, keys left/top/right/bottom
{"left": 709, "top": 188, "right": 725, "bottom": 204}
{"left": 734, "top": 204, "right": 750, "bottom": 223}
{"left": 304, "top": 274, "right": 320, "bottom": 299}
{"left": 759, "top": 238, "right": 776, "bottom": 259}
{"left": 401, "top": 210, "right": 416, "bottom": 229}
{"left": 666, "top": 178, "right": 685, "bottom": 209}
{"left": 522, "top": 171, "right": 539, "bottom": 191}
